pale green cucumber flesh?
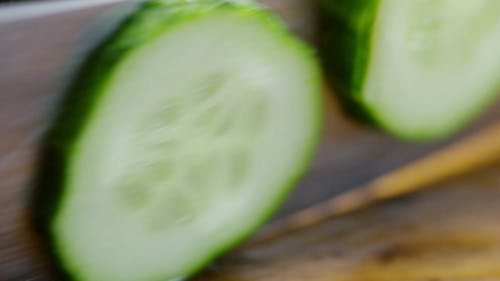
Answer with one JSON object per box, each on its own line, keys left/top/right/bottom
{"left": 364, "top": 0, "right": 500, "bottom": 139}
{"left": 46, "top": 5, "right": 321, "bottom": 281}
{"left": 323, "top": 0, "right": 500, "bottom": 140}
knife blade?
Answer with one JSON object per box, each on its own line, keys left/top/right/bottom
{"left": 0, "top": 0, "right": 137, "bottom": 23}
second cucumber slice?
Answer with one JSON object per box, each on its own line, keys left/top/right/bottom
{"left": 34, "top": 1, "right": 322, "bottom": 281}
{"left": 321, "top": 0, "right": 500, "bottom": 140}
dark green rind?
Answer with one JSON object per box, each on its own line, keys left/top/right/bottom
{"left": 319, "top": 0, "right": 380, "bottom": 125}
{"left": 32, "top": 1, "right": 323, "bottom": 281}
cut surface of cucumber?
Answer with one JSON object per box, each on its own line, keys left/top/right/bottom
{"left": 321, "top": 0, "right": 500, "bottom": 140}
{"left": 33, "top": 1, "right": 322, "bottom": 281}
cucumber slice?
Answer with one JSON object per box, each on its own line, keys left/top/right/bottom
{"left": 321, "top": 0, "right": 500, "bottom": 140}
{"left": 33, "top": 1, "right": 322, "bottom": 281}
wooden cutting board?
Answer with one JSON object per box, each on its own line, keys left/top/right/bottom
{"left": 194, "top": 164, "right": 500, "bottom": 281}
{"left": 0, "top": 1, "right": 499, "bottom": 280}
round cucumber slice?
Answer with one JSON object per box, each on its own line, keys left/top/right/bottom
{"left": 33, "top": 1, "right": 322, "bottom": 281}
{"left": 321, "top": 0, "right": 500, "bottom": 140}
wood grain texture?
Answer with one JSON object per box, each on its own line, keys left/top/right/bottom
{"left": 0, "top": 1, "right": 499, "bottom": 280}
{"left": 248, "top": 122, "right": 500, "bottom": 247}
{"left": 195, "top": 165, "right": 500, "bottom": 281}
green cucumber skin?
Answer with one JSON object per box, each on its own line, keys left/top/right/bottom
{"left": 32, "top": 1, "right": 323, "bottom": 281}
{"left": 319, "top": 0, "right": 380, "bottom": 125}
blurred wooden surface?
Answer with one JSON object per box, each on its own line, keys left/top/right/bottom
{"left": 195, "top": 164, "right": 500, "bottom": 281}
{"left": 0, "top": 1, "right": 499, "bottom": 280}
